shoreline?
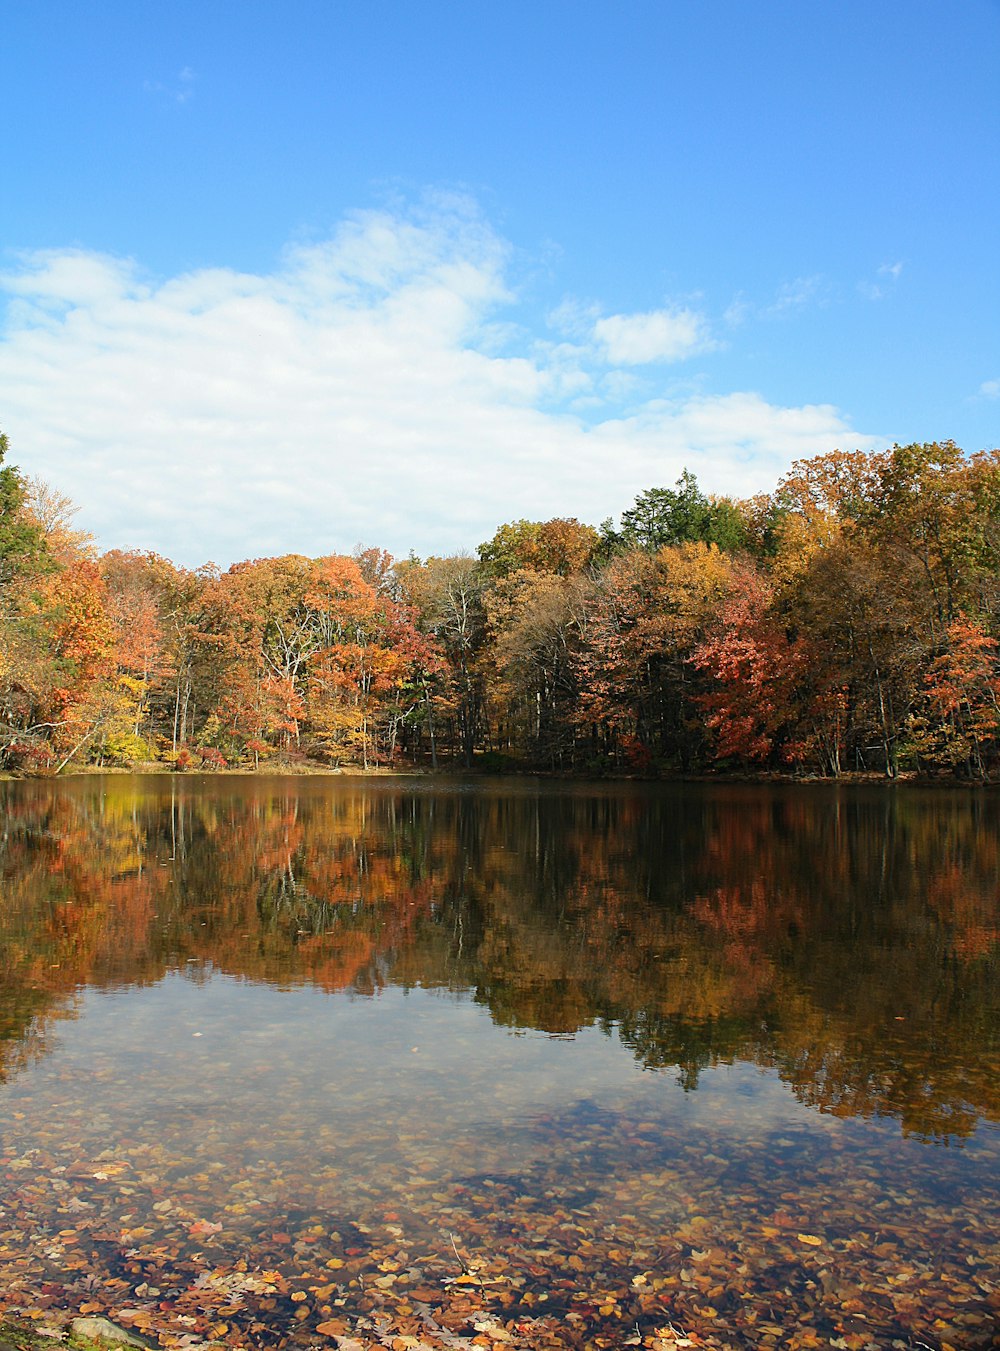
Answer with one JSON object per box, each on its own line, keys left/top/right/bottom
{"left": 0, "top": 1314, "right": 156, "bottom": 1351}
{"left": 4, "top": 760, "right": 997, "bottom": 789}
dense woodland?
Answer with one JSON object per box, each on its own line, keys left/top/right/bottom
{"left": 2, "top": 431, "right": 1000, "bottom": 779}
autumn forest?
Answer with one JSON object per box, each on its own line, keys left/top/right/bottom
{"left": 3, "top": 433, "right": 1000, "bottom": 781}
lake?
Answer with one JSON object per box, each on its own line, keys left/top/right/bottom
{"left": 0, "top": 776, "right": 997, "bottom": 1351}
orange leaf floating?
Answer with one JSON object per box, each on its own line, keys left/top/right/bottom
{"left": 188, "top": 1219, "right": 223, "bottom": 1237}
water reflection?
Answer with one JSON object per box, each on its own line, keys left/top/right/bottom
{"left": 1, "top": 776, "right": 997, "bottom": 1141}
{"left": 1, "top": 777, "right": 999, "bottom": 1349}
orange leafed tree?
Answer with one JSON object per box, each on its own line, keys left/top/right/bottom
{"left": 28, "top": 558, "right": 118, "bottom": 768}
{"left": 913, "top": 615, "right": 1000, "bottom": 777}
{"left": 305, "top": 555, "right": 438, "bottom": 767}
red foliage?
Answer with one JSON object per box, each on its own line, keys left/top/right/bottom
{"left": 692, "top": 562, "right": 806, "bottom": 764}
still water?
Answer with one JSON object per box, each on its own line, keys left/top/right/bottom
{"left": 0, "top": 776, "right": 997, "bottom": 1350}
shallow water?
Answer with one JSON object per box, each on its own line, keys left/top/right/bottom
{"left": 0, "top": 776, "right": 997, "bottom": 1349}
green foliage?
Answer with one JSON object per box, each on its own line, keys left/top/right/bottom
{"left": 616, "top": 470, "right": 748, "bottom": 553}
{"left": 0, "top": 431, "right": 49, "bottom": 584}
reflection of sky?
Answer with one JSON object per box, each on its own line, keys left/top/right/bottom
{"left": 4, "top": 974, "right": 997, "bottom": 1232}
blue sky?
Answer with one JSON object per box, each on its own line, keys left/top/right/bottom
{"left": 1, "top": 0, "right": 997, "bottom": 566}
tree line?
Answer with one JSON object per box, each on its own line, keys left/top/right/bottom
{"left": 2, "top": 430, "right": 1000, "bottom": 778}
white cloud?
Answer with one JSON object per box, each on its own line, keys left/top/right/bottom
{"left": 0, "top": 201, "right": 877, "bottom": 567}
{"left": 592, "top": 307, "right": 711, "bottom": 364}
{"left": 979, "top": 378, "right": 1000, "bottom": 400}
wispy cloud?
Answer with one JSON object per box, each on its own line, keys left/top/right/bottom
{"left": 979, "top": 378, "right": 1000, "bottom": 400}
{"left": 143, "top": 66, "right": 196, "bottom": 105}
{"left": 546, "top": 296, "right": 601, "bottom": 341}
{"left": 0, "top": 200, "right": 876, "bottom": 566}
{"left": 859, "top": 260, "right": 904, "bottom": 301}
{"left": 723, "top": 293, "right": 751, "bottom": 328}
{"left": 765, "top": 275, "right": 828, "bottom": 317}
